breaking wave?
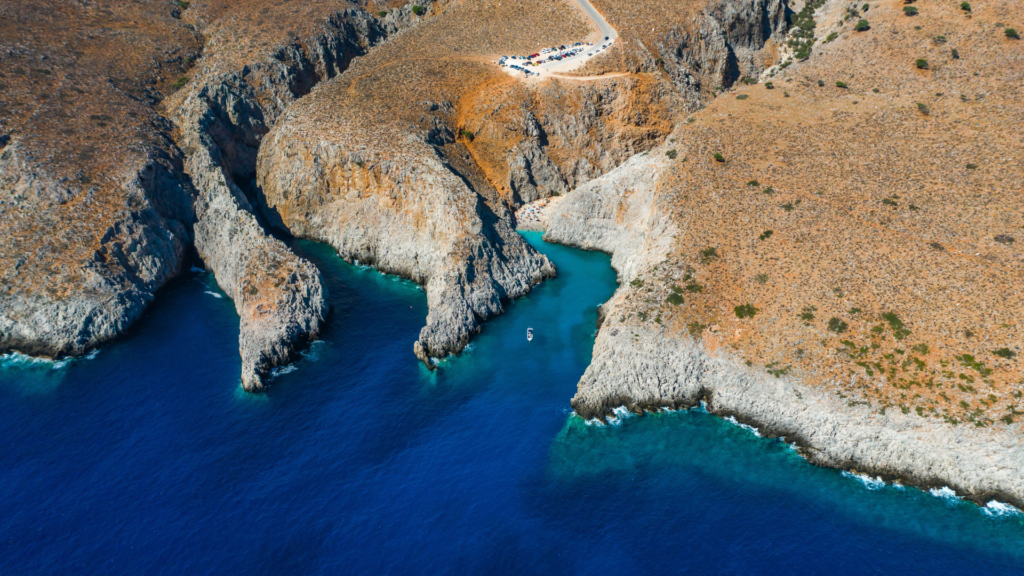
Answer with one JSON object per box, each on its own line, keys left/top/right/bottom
{"left": 842, "top": 471, "right": 886, "bottom": 491}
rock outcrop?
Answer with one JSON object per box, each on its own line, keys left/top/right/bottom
{"left": 574, "top": 324, "right": 1024, "bottom": 509}
{"left": 0, "top": 0, "right": 200, "bottom": 359}
{"left": 166, "top": 6, "right": 396, "bottom": 388}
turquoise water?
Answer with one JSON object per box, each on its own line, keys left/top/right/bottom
{"left": 1, "top": 231, "right": 1022, "bottom": 574}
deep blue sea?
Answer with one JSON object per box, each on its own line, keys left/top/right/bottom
{"left": 2, "top": 232, "right": 1023, "bottom": 574}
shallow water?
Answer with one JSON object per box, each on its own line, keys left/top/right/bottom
{"left": 1, "top": 232, "right": 1022, "bottom": 574}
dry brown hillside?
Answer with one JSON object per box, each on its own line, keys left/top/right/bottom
{"left": 615, "top": 0, "right": 1024, "bottom": 427}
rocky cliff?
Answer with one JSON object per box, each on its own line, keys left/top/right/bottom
{"left": 165, "top": 4, "right": 397, "bottom": 388}
{"left": 546, "top": 0, "right": 1024, "bottom": 507}
{"left": 0, "top": 0, "right": 200, "bottom": 359}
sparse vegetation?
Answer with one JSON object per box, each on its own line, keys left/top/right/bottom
{"left": 828, "top": 317, "right": 849, "bottom": 333}
{"left": 667, "top": 293, "right": 685, "bottom": 306}
{"left": 685, "top": 282, "right": 704, "bottom": 293}
{"left": 630, "top": 278, "right": 644, "bottom": 288}
{"left": 881, "top": 311, "right": 912, "bottom": 340}
{"left": 995, "top": 234, "right": 1015, "bottom": 244}
{"left": 800, "top": 306, "right": 817, "bottom": 323}
{"left": 993, "top": 348, "right": 1017, "bottom": 359}
{"left": 688, "top": 321, "right": 707, "bottom": 336}
{"left": 754, "top": 274, "right": 769, "bottom": 285}
{"left": 699, "top": 247, "right": 719, "bottom": 264}
{"left": 172, "top": 76, "right": 188, "bottom": 90}
{"left": 735, "top": 303, "right": 760, "bottom": 319}
{"left": 787, "top": 0, "right": 828, "bottom": 59}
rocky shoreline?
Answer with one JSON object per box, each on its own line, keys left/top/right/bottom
{"left": 544, "top": 142, "right": 1024, "bottom": 512}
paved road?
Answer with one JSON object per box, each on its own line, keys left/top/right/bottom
{"left": 499, "top": 0, "right": 620, "bottom": 79}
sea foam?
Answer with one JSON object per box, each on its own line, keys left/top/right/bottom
{"left": 982, "top": 501, "right": 1023, "bottom": 518}
{"left": 204, "top": 291, "right": 223, "bottom": 299}
{"left": 724, "top": 415, "right": 762, "bottom": 437}
{"left": 842, "top": 471, "right": 886, "bottom": 491}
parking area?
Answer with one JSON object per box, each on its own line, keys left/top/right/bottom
{"left": 495, "top": 0, "right": 617, "bottom": 79}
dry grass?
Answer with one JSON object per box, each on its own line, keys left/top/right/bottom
{"left": 621, "top": 0, "right": 1024, "bottom": 426}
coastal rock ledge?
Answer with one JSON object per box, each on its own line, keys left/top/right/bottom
{"left": 574, "top": 326, "right": 1024, "bottom": 510}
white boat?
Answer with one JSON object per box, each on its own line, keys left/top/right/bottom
{"left": 527, "top": 328, "right": 534, "bottom": 341}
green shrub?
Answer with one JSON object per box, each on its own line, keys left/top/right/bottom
{"left": 912, "top": 343, "right": 930, "bottom": 355}
{"left": 836, "top": 81, "right": 848, "bottom": 88}
{"left": 666, "top": 149, "right": 677, "bottom": 159}
{"left": 863, "top": 3, "right": 869, "bottom": 11}
{"left": 828, "top": 317, "right": 849, "bottom": 333}
{"left": 1007, "top": 29, "right": 1021, "bottom": 40}
{"left": 734, "top": 304, "right": 760, "bottom": 319}
{"left": 917, "top": 102, "right": 930, "bottom": 115}
{"left": 966, "top": 163, "right": 978, "bottom": 170}
{"left": 699, "top": 247, "right": 719, "bottom": 264}
{"left": 412, "top": 5, "right": 425, "bottom": 15}
{"left": 825, "top": 32, "right": 838, "bottom": 43}
{"left": 881, "top": 311, "right": 911, "bottom": 340}
{"left": 994, "top": 234, "right": 1015, "bottom": 244}
{"left": 178, "top": 1, "right": 190, "bottom": 8}
{"left": 799, "top": 306, "right": 816, "bottom": 323}
{"left": 818, "top": 79, "right": 825, "bottom": 87}
{"left": 379, "top": 10, "right": 388, "bottom": 17}
{"left": 685, "top": 282, "right": 704, "bottom": 293}
{"left": 951, "top": 48, "right": 960, "bottom": 59}
{"left": 759, "top": 230, "right": 774, "bottom": 241}
{"left": 960, "top": 1, "right": 971, "bottom": 11}
{"left": 713, "top": 153, "right": 725, "bottom": 162}
{"left": 172, "top": 76, "right": 188, "bottom": 89}
{"left": 688, "top": 321, "right": 707, "bottom": 336}
{"left": 915, "top": 58, "right": 929, "bottom": 69}
{"left": 460, "top": 129, "right": 475, "bottom": 142}
{"left": 993, "top": 347, "right": 1017, "bottom": 359}
{"left": 765, "top": 82, "right": 774, "bottom": 89}
{"left": 855, "top": 19, "right": 870, "bottom": 31}
{"left": 667, "top": 293, "right": 685, "bottom": 306}
{"left": 754, "top": 274, "right": 769, "bottom": 284}
{"left": 747, "top": 180, "right": 760, "bottom": 187}
{"left": 736, "top": 94, "right": 749, "bottom": 100}
{"left": 630, "top": 278, "right": 644, "bottom": 288}
{"left": 903, "top": 6, "right": 918, "bottom": 15}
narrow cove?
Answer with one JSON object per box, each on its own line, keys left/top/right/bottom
{"left": 1, "top": 232, "right": 1022, "bottom": 574}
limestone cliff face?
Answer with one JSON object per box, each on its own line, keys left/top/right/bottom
{"left": 257, "top": 127, "right": 555, "bottom": 363}
{"left": 166, "top": 7, "right": 393, "bottom": 388}
{"left": 0, "top": 125, "right": 194, "bottom": 359}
